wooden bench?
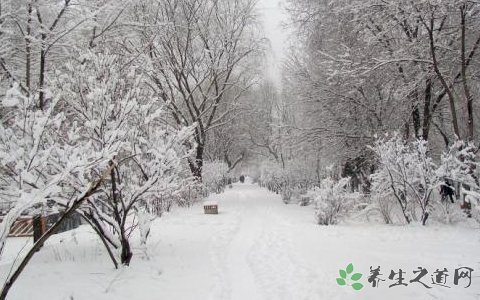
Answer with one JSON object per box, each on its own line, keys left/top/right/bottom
{"left": 203, "top": 201, "right": 218, "bottom": 214}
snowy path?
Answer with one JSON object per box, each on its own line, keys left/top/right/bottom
{"left": 2, "top": 182, "right": 480, "bottom": 300}
{"left": 207, "top": 184, "right": 321, "bottom": 300}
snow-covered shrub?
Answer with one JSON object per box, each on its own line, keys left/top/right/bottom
{"left": 0, "top": 85, "right": 118, "bottom": 257}
{"left": 203, "top": 160, "right": 230, "bottom": 194}
{"left": 463, "top": 189, "right": 480, "bottom": 221}
{"left": 437, "top": 140, "right": 479, "bottom": 188}
{"left": 175, "top": 177, "right": 203, "bottom": 208}
{"left": 370, "top": 135, "right": 428, "bottom": 224}
{"left": 312, "top": 177, "right": 361, "bottom": 225}
{"left": 283, "top": 187, "right": 308, "bottom": 205}
{"left": 301, "top": 188, "right": 322, "bottom": 206}
{"left": 0, "top": 84, "right": 120, "bottom": 299}
{"left": 149, "top": 174, "right": 201, "bottom": 215}
{"left": 281, "top": 188, "right": 293, "bottom": 204}
{"left": 285, "top": 159, "right": 318, "bottom": 191}
{"left": 258, "top": 159, "right": 319, "bottom": 204}
{"left": 366, "top": 194, "right": 396, "bottom": 224}
{"left": 438, "top": 140, "right": 480, "bottom": 223}
{"left": 299, "top": 191, "right": 315, "bottom": 206}
{"left": 430, "top": 199, "right": 466, "bottom": 225}
{"left": 57, "top": 51, "right": 194, "bottom": 266}
{"left": 259, "top": 163, "right": 287, "bottom": 194}
{"left": 370, "top": 134, "right": 479, "bottom": 225}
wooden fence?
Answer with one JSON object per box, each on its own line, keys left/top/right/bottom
{"left": 0, "top": 212, "right": 83, "bottom": 240}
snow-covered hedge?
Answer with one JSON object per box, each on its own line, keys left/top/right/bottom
{"left": 312, "top": 177, "right": 362, "bottom": 225}
{"left": 203, "top": 160, "right": 230, "bottom": 194}
{"left": 258, "top": 161, "right": 316, "bottom": 204}
{"left": 370, "top": 134, "right": 479, "bottom": 225}
{"left": 258, "top": 164, "right": 286, "bottom": 194}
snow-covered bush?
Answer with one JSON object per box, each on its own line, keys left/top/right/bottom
{"left": 176, "top": 178, "right": 204, "bottom": 207}
{"left": 301, "top": 189, "right": 322, "bottom": 207}
{"left": 437, "top": 140, "right": 479, "bottom": 188}
{"left": 258, "top": 163, "right": 298, "bottom": 203}
{"left": 430, "top": 197, "right": 466, "bottom": 225}
{"left": 258, "top": 163, "right": 286, "bottom": 194}
{"left": 57, "top": 51, "right": 194, "bottom": 266}
{"left": 439, "top": 140, "right": 480, "bottom": 223}
{"left": 0, "top": 85, "right": 118, "bottom": 257}
{"left": 365, "top": 194, "right": 396, "bottom": 224}
{"left": 370, "top": 135, "right": 430, "bottom": 224}
{"left": 285, "top": 159, "right": 318, "bottom": 191}
{"left": 312, "top": 177, "right": 361, "bottom": 225}
{"left": 370, "top": 134, "right": 479, "bottom": 225}
{"left": 148, "top": 176, "right": 195, "bottom": 215}
{"left": 281, "top": 188, "right": 293, "bottom": 204}
{"left": 203, "top": 160, "right": 230, "bottom": 194}
{"left": 0, "top": 84, "right": 120, "bottom": 299}
{"left": 258, "top": 159, "right": 319, "bottom": 204}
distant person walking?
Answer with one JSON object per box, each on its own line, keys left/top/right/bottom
{"left": 440, "top": 180, "right": 455, "bottom": 203}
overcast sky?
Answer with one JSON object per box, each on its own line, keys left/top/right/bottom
{"left": 257, "top": 0, "right": 289, "bottom": 87}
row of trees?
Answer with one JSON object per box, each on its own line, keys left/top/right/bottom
{"left": 255, "top": 134, "right": 479, "bottom": 226}
{"left": 251, "top": 0, "right": 480, "bottom": 226}
{"left": 254, "top": 0, "right": 480, "bottom": 192}
{"left": 308, "top": 135, "right": 479, "bottom": 226}
{"left": 0, "top": 0, "right": 259, "bottom": 298}
{"left": 285, "top": 0, "right": 480, "bottom": 146}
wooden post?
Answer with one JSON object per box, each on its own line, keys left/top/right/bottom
{"left": 32, "top": 216, "right": 46, "bottom": 248}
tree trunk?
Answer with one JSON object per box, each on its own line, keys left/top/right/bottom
{"left": 120, "top": 237, "right": 132, "bottom": 266}
{"left": 25, "top": 2, "right": 33, "bottom": 92}
{"left": 460, "top": 5, "right": 474, "bottom": 141}
{"left": 411, "top": 91, "right": 421, "bottom": 139}
{"left": 188, "top": 143, "right": 204, "bottom": 181}
{"left": 38, "top": 49, "right": 46, "bottom": 110}
{"left": 421, "top": 211, "right": 429, "bottom": 226}
{"left": 403, "top": 122, "right": 410, "bottom": 140}
{"left": 426, "top": 15, "right": 461, "bottom": 139}
{"left": 422, "top": 78, "right": 432, "bottom": 141}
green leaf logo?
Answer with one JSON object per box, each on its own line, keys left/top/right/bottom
{"left": 352, "top": 283, "right": 364, "bottom": 290}
{"left": 346, "top": 263, "right": 354, "bottom": 274}
{"left": 336, "top": 263, "right": 364, "bottom": 291}
{"left": 351, "top": 273, "right": 362, "bottom": 281}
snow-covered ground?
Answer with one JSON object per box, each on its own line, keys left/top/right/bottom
{"left": 1, "top": 182, "right": 480, "bottom": 300}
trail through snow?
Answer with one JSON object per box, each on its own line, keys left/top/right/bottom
{"left": 207, "top": 183, "right": 321, "bottom": 300}
{"left": 2, "top": 182, "right": 480, "bottom": 300}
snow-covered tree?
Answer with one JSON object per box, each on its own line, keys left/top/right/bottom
{"left": 0, "top": 83, "right": 120, "bottom": 299}
{"left": 0, "top": 83, "right": 119, "bottom": 254}
{"left": 284, "top": 0, "right": 480, "bottom": 188}
{"left": 0, "top": 0, "right": 122, "bottom": 109}
{"left": 56, "top": 50, "right": 194, "bottom": 266}
{"left": 370, "top": 134, "right": 479, "bottom": 225}
{"left": 133, "top": 0, "right": 261, "bottom": 181}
